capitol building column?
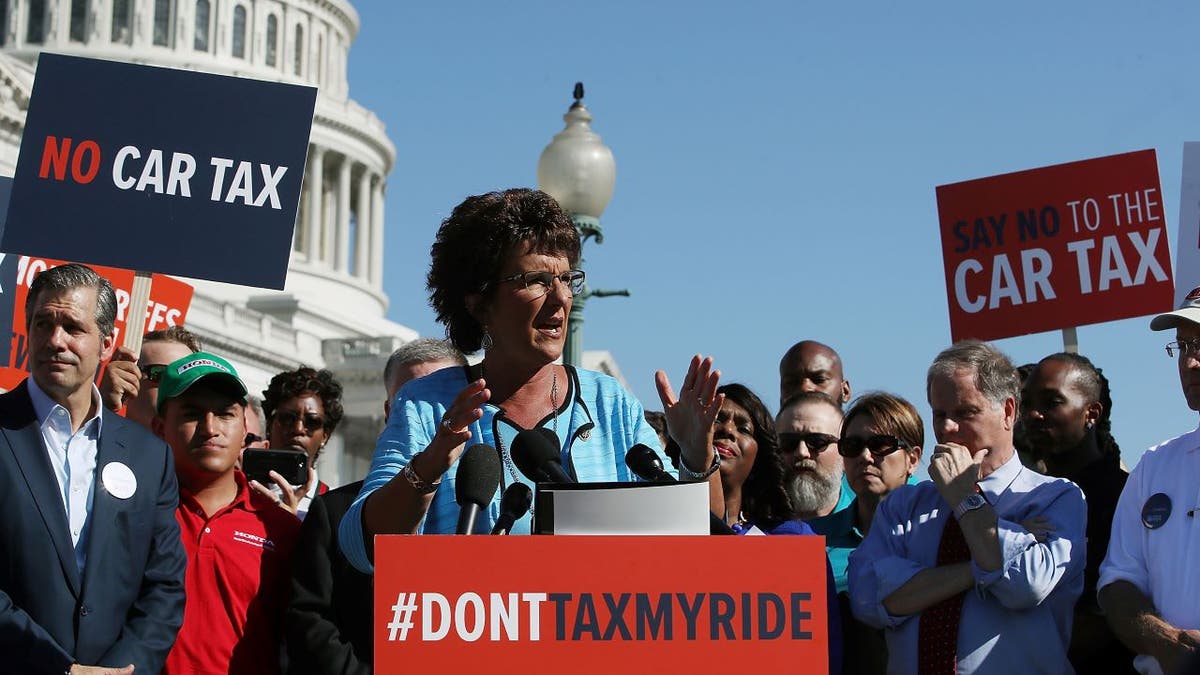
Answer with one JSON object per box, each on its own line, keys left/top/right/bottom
{"left": 370, "top": 174, "right": 385, "bottom": 287}
{"left": 354, "top": 162, "right": 371, "bottom": 280}
{"left": 305, "top": 144, "right": 325, "bottom": 264}
{"left": 335, "top": 153, "right": 351, "bottom": 273}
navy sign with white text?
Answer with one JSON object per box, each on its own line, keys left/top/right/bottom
{"left": 2, "top": 53, "right": 317, "bottom": 289}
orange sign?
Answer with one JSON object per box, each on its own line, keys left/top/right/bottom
{"left": 0, "top": 256, "right": 193, "bottom": 391}
{"left": 374, "top": 536, "right": 829, "bottom": 674}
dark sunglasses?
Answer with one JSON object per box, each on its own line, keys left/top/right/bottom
{"left": 140, "top": 363, "right": 168, "bottom": 383}
{"left": 778, "top": 431, "right": 839, "bottom": 455}
{"left": 274, "top": 410, "right": 325, "bottom": 432}
{"left": 243, "top": 433, "right": 265, "bottom": 447}
{"left": 839, "top": 434, "right": 911, "bottom": 458}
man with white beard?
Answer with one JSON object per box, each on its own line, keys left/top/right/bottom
{"left": 776, "top": 391, "right": 853, "bottom": 591}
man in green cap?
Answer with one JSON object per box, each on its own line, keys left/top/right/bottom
{"left": 152, "top": 351, "right": 299, "bottom": 675}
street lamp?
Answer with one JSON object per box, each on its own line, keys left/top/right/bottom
{"left": 537, "top": 82, "right": 627, "bottom": 367}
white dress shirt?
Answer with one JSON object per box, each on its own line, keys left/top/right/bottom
{"left": 27, "top": 377, "right": 104, "bottom": 573}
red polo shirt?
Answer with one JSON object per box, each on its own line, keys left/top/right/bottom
{"left": 164, "top": 471, "right": 300, "bottom": 675}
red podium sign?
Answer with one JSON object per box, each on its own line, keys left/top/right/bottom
{"left": 374, "top": 535, "right": 828, "bottom": 673}
{"left": 936, "top": 149, "right": 1173, "bottom": 342}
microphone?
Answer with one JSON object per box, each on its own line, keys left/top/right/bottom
{"left": 511, "top": 428, "right": 574, "bottom": 484}
{"left": 490, "top": 483, "right": 533, "bottom": 535}
{"left": 455, "top": 444, "right": 501, "bottom": 535}
{"left": 625, "top": 444, "right": 676, "bottom": 483}
{"left": 624, "top": 445, "right": 735, "bottom": 536}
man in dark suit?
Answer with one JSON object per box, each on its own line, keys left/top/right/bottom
{"left": 0, "top": 263, "right": 186, "bottom": 674}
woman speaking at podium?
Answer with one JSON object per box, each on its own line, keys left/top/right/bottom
{"left": 339, "top": 188, "right": 723, "bottom": 570}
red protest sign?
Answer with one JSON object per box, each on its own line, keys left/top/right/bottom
{"left": 936, "top": 149, "right": 1174, "bottom": 342}
{"left": 0, "top": 256, "right": 193, "bottom": 392}
{"left": 374, "top": 536, "right": 829, "bottom": 674}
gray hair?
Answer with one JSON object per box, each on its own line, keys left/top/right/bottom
{"left": 383, "top": 338, "right": 466, "bottom": 386}
{"left": 927, "top": 340, "right": 1020, "bottom": 408}
{"left": 245, "top": 394, "right": 266, "bottom": 431}
{"left": 26, "top": 263, "right": 118, "bottom": 337}
{"left": 778, "top": 390, "right": 845, "bottom": 422}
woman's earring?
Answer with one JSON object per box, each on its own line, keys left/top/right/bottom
{"left": 1085, "top": 421, "right": 1095, "bottom": 430}
{"left": 481, "top": 327, "right": 493, "bottom": 351}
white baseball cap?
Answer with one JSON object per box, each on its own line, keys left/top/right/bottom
{"left": 1151, "top": 286, "right": 1200, "bottom": 331}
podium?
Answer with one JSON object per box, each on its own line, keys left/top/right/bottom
{"left": 533, "top": 480, "right": 711, "bottom": 534}
{"left": 373, "top": 535, "right": 829, "bottom": 673}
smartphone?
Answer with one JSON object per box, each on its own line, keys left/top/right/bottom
{"left": 242, "top": 448, "right": 308, "bottom": 487}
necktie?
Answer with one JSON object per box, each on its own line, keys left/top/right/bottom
{"left": 916, "top": 498, "right": 975, "bottom": 674}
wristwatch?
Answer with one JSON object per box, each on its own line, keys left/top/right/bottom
{"left": 953, "top": 493, "right": 987, "bottom": 519}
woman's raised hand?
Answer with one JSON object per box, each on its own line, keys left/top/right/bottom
{"left": 655, "top": 355, "right": 723, "bottom": 472}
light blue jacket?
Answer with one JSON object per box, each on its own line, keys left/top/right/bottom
{"left": 339, "top": 365, "right": 666, "bottom": 573}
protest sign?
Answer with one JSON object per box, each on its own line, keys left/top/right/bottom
{"left": 2, "top": 53, "right": 316, "bottom": 289}
{"left": 936, "top": 149, "right": 1173, "bottom": 342}
{"left": 374, "top": 536, "right": 828, "bottom": 674}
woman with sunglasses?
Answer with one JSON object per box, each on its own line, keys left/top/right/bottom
{"left": 254, "top": 366, "right": 345, "bottom": 519}
{"left": 841, "top": 392, "right": 923, "bottom": 535}
{"left": 339, "top": 189, "right": 722, "bottom": 570}
{"left": 835, "top": 392, "right": 923, "bottom": 675}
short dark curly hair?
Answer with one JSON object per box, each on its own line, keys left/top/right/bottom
{"left": 261, "top": 367, "right": 344, "bottom": 435}
{"left": 427, "top": 188, "right": 580, "bottom": 353}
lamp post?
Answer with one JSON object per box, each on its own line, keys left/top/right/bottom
{"left": 537, "top": 82, "right": 627, "bottom": 368}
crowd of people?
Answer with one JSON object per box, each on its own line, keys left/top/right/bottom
{"left": 2, "top": 188, "right": 1200, "bottom": 674}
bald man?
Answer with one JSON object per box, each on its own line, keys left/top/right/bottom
{"left": 780, "top": 340, "right": 852, "bottom": 408}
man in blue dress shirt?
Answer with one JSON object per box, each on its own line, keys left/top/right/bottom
{"left": 847, "top": 340, "right": 1086, "bottom": 674}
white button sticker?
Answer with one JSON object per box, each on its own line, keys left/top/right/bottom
{"left": 101, "top": 462, "right": 137, "bottom": 500}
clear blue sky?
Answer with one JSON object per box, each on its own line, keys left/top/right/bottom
{"left": 346, "top": 1, "right": 1200, "bottom": 468}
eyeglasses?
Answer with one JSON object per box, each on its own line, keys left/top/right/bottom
{"left": 1166, "top": 339, "right": 1200, "bottom": 358}
{"left": 487, "top": 270, "right": 585, "bottom": 298}
{"left": 839, "top": 434, "right": 911, "bottom": 458}
{"left": 140, "top": 364, "right": 168, "bottom": 383}
{"left": 273, "top": 410, "right": 326, "bottom": 433}
{"left": 778, "top": 432, "right": 839, "bottom": 455}
{"left": 244, "top": 433, "right": 264, "bottom": 447}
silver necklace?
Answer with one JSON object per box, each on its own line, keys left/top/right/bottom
{"left": 491, "top": 366, "right": 560, "bottom": 505}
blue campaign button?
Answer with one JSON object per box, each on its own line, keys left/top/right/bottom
{"left": 1142, "top": 493, "right": 1172, "bottom": 529}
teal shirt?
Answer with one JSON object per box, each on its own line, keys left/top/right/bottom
{"left": 812, "top": 475, "right": 920, "bottom": 593}
{"left": 807, "top": 493, "right": 863, "bottom": 594}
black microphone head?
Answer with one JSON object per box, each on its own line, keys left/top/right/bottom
{"left": 625, "top": 444, "right": 669, "bottom": 481}
{"left": 499, "top": 482, "right": 533, "bottom": 519}
{"left": 511, "top": 428, "right": 563, "bottom": 482}
{"left": 455, "top": 444, "right": 501, "bottom": 508}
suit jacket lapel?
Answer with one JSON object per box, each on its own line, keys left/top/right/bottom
{"left": 82, "top": 410, "right": 129, "bottom": 596}
{"left": 0, "top": 382, "right": 81, "bottom": 596}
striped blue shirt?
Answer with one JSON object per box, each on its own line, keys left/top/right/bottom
{"left": 340, "top": 365, "right": 666, "bottom": 573}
